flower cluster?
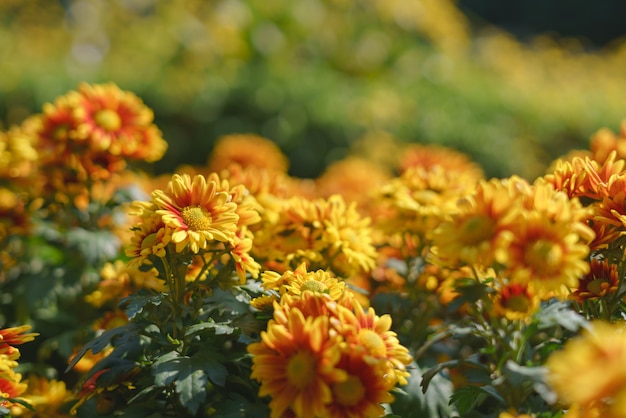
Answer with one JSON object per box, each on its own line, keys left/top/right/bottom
{"left": 6, "top": 84, "right": 626, "bottom": 418}
{"left": 249, "top": 265, "right": 411, "bottom": 418}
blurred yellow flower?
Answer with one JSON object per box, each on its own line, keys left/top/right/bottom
{"left": 207, "top": 134, "right": 289, "bottom": 173}
{"left": 546, "top": 321, "right": 626, "bottom": 415}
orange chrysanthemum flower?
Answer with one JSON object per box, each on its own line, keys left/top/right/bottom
{"left": 207, "top": 134, "right": 289, "bottom": 173}
{"left": 546, "top": 321, "right": 626, "bottom": 416}
{"left": 248, "top": 308, "right": 346, "bottom": 418}
{"left": 570, "top": 258, "right": 619, "bottom": 302}
{"left": 152, "top": 174, "right": 239, "bottom": 253}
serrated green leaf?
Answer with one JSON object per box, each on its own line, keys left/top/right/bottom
{"left": 191, "top": 350, "right": 227, "bottom": 387}
{"left": 66, "top": 324, "right": 135, "bottom": 372}
{"left": 449, "top": 386, "right": 490, "bottom": 415}
{"left": 121, "top": 291, "right": 164, "bottom": 320}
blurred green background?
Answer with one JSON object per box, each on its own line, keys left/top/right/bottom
{"left": 2, "top": 0, "right": 626, "bottom": 179}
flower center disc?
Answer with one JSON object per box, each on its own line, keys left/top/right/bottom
{"left": 95, "top": 109, "right": 122, "bottom": 131}
{"left": 301, "top": 279, "right": 326, "bottom": 293}
{"left": 181, "top": 206, "right": 213, "bottom": 231}
{"left": 286, "top": 351, "right": 316, "bottom": 389}
{"left": 525, "top": 239, "right": 562, "bottom": 273}
{"left": 332, "top": 375, "right": 365, "bottom": 406}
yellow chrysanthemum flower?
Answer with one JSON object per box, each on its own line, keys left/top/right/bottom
{"left": 152, "top": 174, "right": 239, "bottom": 254}
{"left": 546, "top": 321, "right": 626, "bottom": 415}
{"left": 252, "top": 195, "right": 377, "bottom": 276}
{"left": 15, "top": 375, "right": 74, "bottom": 418}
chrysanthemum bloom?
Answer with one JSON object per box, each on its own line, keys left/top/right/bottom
{"left": 248, "top": 308, "right": 347, "bottom": 418}
{"left": 335, "top": 300, "right": 413, "bottom": 386}
{"left": 85, "top": 260, "right": 163, "bottom": 308}
{"left": 498, "top": 410, "right": 534, "bottom": 418}
{"left": 226, "top": 231, "right": 262, "bottom": 283}
{"left": 253, "top": 195, "right": 378, "bottom": 276}
{"left": 546, "top": 321, "right": 626, "bottom": 416}
{"left": 429, "top": 178, "right": 519, "bottom": 268}
{"left": 152, "top": 174, "right": 239, "bottom": 253}
{"left": 281, "top": 266, "right": 347, "bottom": 302}
{"left": 0, "top": 127, "right": 38, "bottom": 182}
{"left": 398, "top": 143, "right": 485, "bottom": 180}
{"left": 589, "top": 121, "right": 626, "bottom": 164}
{"left": 34, "top": 83, "right": 167, "bottom": 177}
{"left": 16, "top": 375, "right": 74, "bottom": 418}
{"left": 570, "top": 258, "right": 619, "bottom": 302}
{"left": 375, "top": 163, "right": 484, "bottom": 254}
{"left": 490, "top": 282, "right": 539, "bottom": 321}
{"left": 501, "top": 182, "right": 594, "bottom": 297}
{"left": 0, "top": 364, "right": 27, "bottom": 410}
{"left": 125, "top": 203, "right": 171, "bottom": 268}
{"left": 0, "top": 325, "right": 38, "bottom": 349}
{"left": 207, "top": 134, "right": 289, "bottom": 173}
{"left": 315, "top": 157, "right": 391, "bottom": 214}
{"left": 505, "top": 210, "right": 591, "bottom": 298}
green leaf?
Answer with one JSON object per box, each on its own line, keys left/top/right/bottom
{"left": 120, "top": 291, "right": 165, "bottom": 320}
{"left": 449, "top": 386, "right": 501, "bottom": 415}
{"left": 152, "top": 351, "right": 183, "bottom": 387}
{"left": 536, "top": 300, "right": 588, "bottom": 332}
{"left": 66, "top": 324, "right": 136, "bottom": 372}
{"left": 174, "top": 368, "right": 207, "bottom": 415}
{"left": 390, "top": 362, "right": 454, "bottom": 417}
{"left": 191, "top": 350, "right": 227, "bottom": 387}
{"left": 66, "top": 227, "right": 121, "bottom": 264}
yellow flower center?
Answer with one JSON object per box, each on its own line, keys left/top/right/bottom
{"left": 587, "top": 278, "right": 610, "bottom": 296}
{"left": 181, "top": 206, "right": 213, "bottom": 231}
{"left": 52, "top": 124, "right": 71, "bottom": 140}
{"left": 94, "top": 109, "right": 122, "bottom": 131}
{"left": 301, "top": 279, "right": 327, "bottom": 294}
{"left": 286, "top": 351, "right": 316, "bottom": 389}
{"left": 332, "top": 375, "right": 365, "bottom": 406}
{"left": 460, "top": 215, "right": 496, "bottom": 245}
{"left": 358, "top": 329, "right": 387, "bottom": 357}
{"left": 503, "top": 294, "right": 531, "bottom": 313}
{"left": 524, "top": 239, "right": 562, "bottom": 273}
